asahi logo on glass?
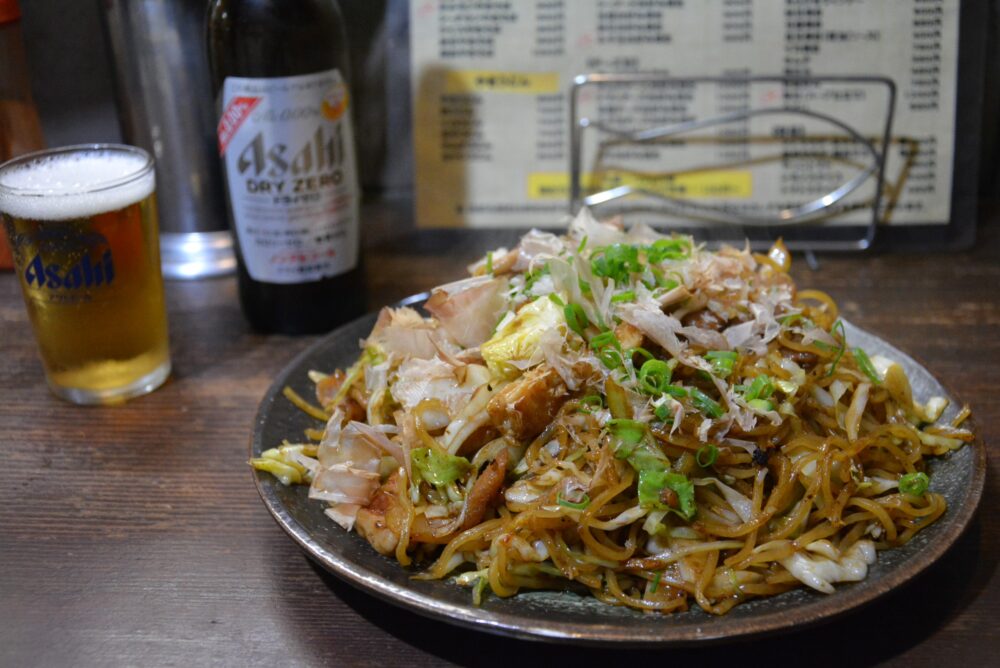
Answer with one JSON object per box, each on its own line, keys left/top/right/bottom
{"left": 17, "top": 228, "right": 116, "bottom": 299}
{"left": 219, "top": 70, "right": 359, "bottom": 285}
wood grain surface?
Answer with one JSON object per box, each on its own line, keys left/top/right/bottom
{"left": 1, "top": 210, "right": 997, "bottom": 667}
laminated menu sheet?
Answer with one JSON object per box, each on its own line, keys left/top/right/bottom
{"left": 410, "top": 0, "right": 960, "bottom": 230}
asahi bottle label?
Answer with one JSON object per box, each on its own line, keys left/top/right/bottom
{"left": 218, "top": 70, "right": 359, "bottom": 284}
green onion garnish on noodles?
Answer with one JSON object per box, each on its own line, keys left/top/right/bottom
{"left": 654, "top": 403, "right": 672, "bottom": 421}
{"left": 825, "top": 319, "right": 847, "bottom": 377}
{"left": 705, "top": 350, "right": 738, "bottom": 378}
{"left": 564, "top": 303, "right": 590, "bottom": 337}
{"left": 638, "top": 359, "right": 673, "bottom": 395}
{"left": 611, "top": 290, "right": 636, "bottom": 303}
{"left": 696, "top": 444, "right": 719, "bottom": 467}
{"left": 650, "top": 571, "right": 662, "bottom": 594}
{"left": 590, "top": 330, "right": 618, "bottom": 350}
{"left": 591, "top": 243, "right": 641, "bottom": 283}
{"left": 899, "top": 471, "right": 930, "bottom": 496}
{"left": 853, "top": 347, "right": 882, "bottom": 384}
{"left": 590, "top": 330, "right": 623, "bottom": 369}
{"left": 485, "top": 251, "right": 493, "bottom": 274}
{"left": 578, "top": 394, "right": 603, "bottom": 412}
{"left": 744, "top": 374, "right": 774, "bottom": 401}
{"left": 648, "top": 265, "right": 679, "bottom": 290}
{"left": 629, "top": 346, "right": 655, "bottom": 363}
{"left": 748, "top": 398, "right": 774, "bottom": 412}
{"left": 662, "top": 384, "right": 688, "bottom": 399}
{"left": 557, "top": 493, "right": 591, "bottom": 510}
{"left": 547, "top": 292, "right": 565, "bottom": 307}
{"left": 690, "top": 388, "right": 724, "bottom": 419}
{"left": 644, "top": 238, "right": 690, "bottom": 263}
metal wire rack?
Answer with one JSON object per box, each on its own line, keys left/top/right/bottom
{"left": 569, "top": 74, "right": 897, "bottom": 251}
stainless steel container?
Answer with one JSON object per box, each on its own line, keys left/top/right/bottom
{"left": 101, "top": 0, "right": 234, "bottom": 279}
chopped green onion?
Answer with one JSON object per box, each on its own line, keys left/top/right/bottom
{"left": 645, "top": 238, "right": 691, "bottom": 263}
{"left": 485, "top": 251, "right": 493, "bottom": 274}
{"left": 591, "top": 243, "right": 641, "bottom": 283}
{"left": 577, "top": 235, "right": 588, "bottom": 253}
{"left": 853, "top": 347, "right": 882, "bottom": 385}
{"left": 705, "top": 350, "right": 738, "bottom": 378}
{"left": 648, "top": 266, "right": 679, "bottom": 290}
{"left": 659, "top": 277, "right": 679, "bottom": 290}
{"left": 695, "top": 444, "right": 719, "bottom": 467}
{"left": 748, "top": 398, "right": 774, "bottom": 412}
{"left": 654, "top": 403, "right": 672, "bottom": 421}
{"left": 600, "top": 350, "right": 623, "bottom": 370}
{"left": 590, "top": 330, "right": 623, "bottom": 369}
{"left": 523, "top": 263, "right": 550, "bottom": 291}
{"left": 899, "top": 471, "right": 929, "bottom": 496}
{"left": 744, "top": 375, "right": 774, "bottom": 401}
{"left": 564, "top": 303, "right": 590, "bottom": 337}
{"left": 608, "top": 418, "right": 646, "bottom": 445}
{"left": 825, "top": 319, "right": 847, "bottom": 377}
{"left": 557, "top": 493, "right": 591, "bottom": 510}
{"left": 779, "top": 313, "right": 803, "bottom": 326}
{"left": 629, "top": 346, "right": 655, "bottom": 363}
{"left": 578, "top": 393, "right": 603, "bottom": 410}
{"left": 590, "top": 330, "right": 618, "bottom": 350}
{"left": 650, "top": 571, "right": 662, "bottom": 594}
{"left": 547, "top": 293, "right": 564, "bottom": 307}
{"left": 578, "top": 278, "right": 592, "bottom": 295}
{"left": 663, "top": 384, "right": 688, "bottom": 399}
{"left": 610, "top": 290, "right": 636, "bottom": 303}
{"left": 638, "top": 359, "right": 673, "bottom": 395}
{"left": 690, "top": 388, "right": 724, "bottom": 419}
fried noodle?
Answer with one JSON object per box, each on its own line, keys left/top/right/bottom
{"left": 252, "top": 210, "right": 972, "bottom": 614}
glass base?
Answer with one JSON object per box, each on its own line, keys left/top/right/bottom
{"left": 47, "top": 359, "right": 172, "bottom": 405}
{"left": 160, "top": 231, "right": 236, "bottom": 280}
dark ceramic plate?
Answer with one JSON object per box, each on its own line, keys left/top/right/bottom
{"left": 250, "top": 300, "right": 985, "bottom": 646}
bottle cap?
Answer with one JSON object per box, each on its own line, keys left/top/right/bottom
{"left": 0, "top": 0, "right": 21, "bottom": 25}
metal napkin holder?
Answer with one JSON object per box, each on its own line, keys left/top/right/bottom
{"left": 569, "top": 74, "right": 897, "bottom": 252}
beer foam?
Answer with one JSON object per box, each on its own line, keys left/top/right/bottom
{"left": 0, "top": 149, "right": 155, "bottom": 220}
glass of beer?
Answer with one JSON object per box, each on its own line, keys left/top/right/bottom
{"left": 0, "top": 144, "right": 171, "bottom": 404}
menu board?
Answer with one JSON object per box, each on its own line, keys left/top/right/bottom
{"left": 410, "top": 0, "right": 960, "bottom": 229}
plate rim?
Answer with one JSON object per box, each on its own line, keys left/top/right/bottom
{"left": 250, "top": 301, "right": 987, "bottom": 646}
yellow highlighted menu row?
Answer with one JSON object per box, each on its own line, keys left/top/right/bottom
{"left": 528, "top": 170, "right": 754, "bottom": 200}
{"left": 444, "top": 70, "right": 560, "bottom": 94}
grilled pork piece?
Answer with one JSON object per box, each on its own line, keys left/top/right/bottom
{"left": 487, "top": 365, "right": 568, "bottom": 441}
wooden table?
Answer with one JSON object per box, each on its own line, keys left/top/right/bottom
{"left": 1, "top": 215, "right": 997, "bottom": 666}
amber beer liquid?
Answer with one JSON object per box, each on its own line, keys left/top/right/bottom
{"left": 0, "top": 145, "right": 171, "bottom": 404}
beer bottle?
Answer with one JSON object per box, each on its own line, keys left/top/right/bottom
{"left": 207, "top": 0, "right": 365, "bottom": 334}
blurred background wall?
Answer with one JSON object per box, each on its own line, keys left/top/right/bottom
{"left": 18, "top": 1, "right": 1000, "bottom": 212}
